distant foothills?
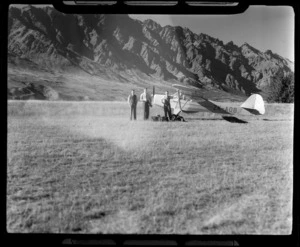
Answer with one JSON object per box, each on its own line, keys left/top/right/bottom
{"left": 7, "top": 5, "right": 294, "bottom": 102}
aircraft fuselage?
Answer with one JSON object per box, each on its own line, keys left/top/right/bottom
{"left": 153, "top": 94, "right": 261, "bottom": 116}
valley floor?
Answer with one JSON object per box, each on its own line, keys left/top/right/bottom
{"left": 7, "top": 101, "right": 293, "bottom": 234}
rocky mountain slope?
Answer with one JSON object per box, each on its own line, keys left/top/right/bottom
{"left": 7, "top": 5, "right": 294, "bottom": 101}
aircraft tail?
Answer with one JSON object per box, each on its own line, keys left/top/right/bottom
{"left": 240, "top": 94, "right": 265, "bottom": 115}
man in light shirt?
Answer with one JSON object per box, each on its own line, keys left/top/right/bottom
{"left": 140, "top": 88, "right": 152, "bottom": 120}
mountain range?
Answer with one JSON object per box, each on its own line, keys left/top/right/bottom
{"left": 7, "top": 5, "right": 294, "bottom": 101}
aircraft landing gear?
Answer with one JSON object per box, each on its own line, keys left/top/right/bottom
{"left": 151, "top": 114, "right": 185, "bottom": 122}
{"left": 171, "top": 114, "right": 185, "bottom": 122}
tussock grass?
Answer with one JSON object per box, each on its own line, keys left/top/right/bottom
{"left": 7, "top": 101, "right": 293, "bottom": 234}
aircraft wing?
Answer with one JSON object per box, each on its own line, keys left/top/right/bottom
{"left": 172, "top": 84, "right": 247, "bottom": 102}
{"left": 172, "top": 84, "right": 209, "bottom": 101}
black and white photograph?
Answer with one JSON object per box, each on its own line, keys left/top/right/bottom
{"left": 7, "top": 3, "right": 294, "bottom": 234}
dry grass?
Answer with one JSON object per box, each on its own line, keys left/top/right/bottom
{"left": 7, "top": 100, "right": 293, "bottom": 234}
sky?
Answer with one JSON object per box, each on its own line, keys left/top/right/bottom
{"left": 130, "top": 6, "right": 294, "bottom": 62}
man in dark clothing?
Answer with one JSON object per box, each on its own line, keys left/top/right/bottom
{"left": 140, "top": 88, "right": 152, "bottom": 120}
{"left": 128, "top": 89, "right": 138, "bottom": 120}
{"left": 161, "top": 91, "right": 172, "bottom": 121}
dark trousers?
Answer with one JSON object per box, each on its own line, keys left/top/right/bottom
{"left": 142, "top": 101, "right": 150, "bottom": 120}
{"left": 130, "top": 105, "right": 137, "bottom": 120}
{"left": 164, "top": 105, "right": 172, "bottom": 120}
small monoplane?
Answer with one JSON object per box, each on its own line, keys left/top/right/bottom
{"left": 152, "top": 84, "right": 265, "bottom": 121}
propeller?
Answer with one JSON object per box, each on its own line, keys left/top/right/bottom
{"left": 151, "top": 86, "right": 155, "bottom": 105}
{"left": 177, "top": 89, "right": 182, "bottom": 111}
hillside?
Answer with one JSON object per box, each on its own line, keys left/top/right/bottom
{"left": 7, "top": 5, "right": 294, "bottom": 101}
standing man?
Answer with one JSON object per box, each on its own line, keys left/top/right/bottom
{"left": 161, "top": 91, "right": 172, "bottom": 121}
{"left": 128, "top": 89, "right": 138, "bottom": 120}
{"left": 140, "top": 88, "right": 152, "bottom": 120}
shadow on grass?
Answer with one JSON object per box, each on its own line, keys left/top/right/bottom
{"left": 222, "top": 116, "right": 248, "bottom": 124}
{"left": 184, "top": 118, "right": 223, "bottom": 121}
{"left": 184, "top": 117, "right": 248, "bottom": 124}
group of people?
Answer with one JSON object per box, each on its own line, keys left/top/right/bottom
{"left": 127, "top": 88, "right": 172, "bottom": 121}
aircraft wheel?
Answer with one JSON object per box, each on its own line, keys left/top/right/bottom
{"left": 171, "top": 114, "right": 177, "bottom": 121}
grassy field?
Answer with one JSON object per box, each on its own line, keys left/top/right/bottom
{"left": 7, "top": 100, "right": 293, "bottom": 234}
